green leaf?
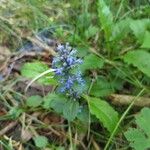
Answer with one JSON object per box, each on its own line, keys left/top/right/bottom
{"left": 85, "top": 96, "right": 119, "bottom": 133}
{"left": 141, "top": 31, "right": 150, "bottom": 49}
{"left": 26, "top": 95, "right": 43, "bottom": 108}
{"left": 21, "top": 61, "right": 57, "bottom": 85}
{"left": 124, "top": 108, "right": 150, "bottom": 150}
{"left": 8, "top": 107, "right": 23, "bottom": 119}
{"left": 43, "top": 93, "right": 67, "bottom": 113}
{"left": 123, "top": 50, "right": 150, "bottom": 78}
{"left": 90, "top": 76, "right": 114, "bottom": 97}
{"left": 135, "top": 108, "right": 150, "bottom": 137}
{"left": 34, "top": 136, "right": 48, "bottom": 148}
{"left": 130, "top": 19, "right": 150, "bottom": 43}
{"left": 111, "top": 18, "right": 131, "bottom": 42}
{"left": 97, "top": 0, "right": 113, "bottom": 41}
{"left": 80, "top": 54, "right": 104, "bottom": 73}
{"left": 63, "top": 100, "right": 79, "bottom": 121}
{"left": 77, "top": 106, "right": 89, "bottom": 123}
{"left": 43, "top": 94, "right": 79, "bottom": 121}
{"left": 85, "top": 25, "right": 99, "bottom": 39}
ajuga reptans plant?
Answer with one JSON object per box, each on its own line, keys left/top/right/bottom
{"left": 52, "top": 43, "right": 85, "bottom": 100}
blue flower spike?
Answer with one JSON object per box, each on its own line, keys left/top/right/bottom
{"left": 52, "top": 43, "right": 85, "bottom": 100}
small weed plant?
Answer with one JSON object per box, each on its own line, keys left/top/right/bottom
{"left": 0, "top": 0, "right": 150, "bottom": 149}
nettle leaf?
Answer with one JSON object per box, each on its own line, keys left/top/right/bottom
{"left": 135, "top": 108, "right": 150, "bottom": 136}
{"left": 97, "top": 0, "right": 114, "bottom": 41}
{"left": 80, "top": 54, "right": 104, "bottom": 73}
{"left": 90, "top": 76, "right": 114, "bottom": 97}
{"left": 130, "top": 19, "right": 150, "bottom": 43}
{"left": 123, "top": 50, "right": 150, "bottom": 78}
{"left": 124, "top": 108, "right": 150, "bottom": 150}
{"left": 21, "top": 61, "right": 57, "bottom": 85}
{"left": 63, "top": 100, "right": 79, "bottom": 121}
{"left": 26, "top": 95, "right": 43, "bottom": 108}
{"left": 34, "top": 136, "right": 48, "bottom": 148}
{"left": 111, "top": 18, "right": 131, "bottom": 42}
{"left": 85, "top": 25, "right": 99, "bottom": 39}
{"left": 141, "top": 31, "right": 150, "bottom": 49}
{"left": 85, "top": 96, "right": 119, "bottom": 133}
{"left": 43, "top": 94, "right": 79, "bottom": 121}
{"left": 43, "top": 93, "right": 67, "bottom": 113}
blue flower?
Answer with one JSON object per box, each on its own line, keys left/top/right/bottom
{"left": 75, "top": 59, "right": 83, "bottom": 64}
{"left": 52, "top": 43, "right": 85, "bottom": 99}
{"left": 56, "top": 44, "right": 64, "bottom": 52}
{"left": 65, "top": 76, "right": 74, "bottom": 89}
{"left": 66, "top": 57, "right": 75, "bottom": 65}
{"left": 55, "top": 67, "right": 64, "bottom": 75}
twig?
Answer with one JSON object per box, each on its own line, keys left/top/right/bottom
{"left": 0, "top": 121, "right": 18, "bottom": 136}
{"left": 27, "top": 37, "right": 56, "bottom": 56}
{"left": 109, "top": 94, "right": 150, "bottom": 107}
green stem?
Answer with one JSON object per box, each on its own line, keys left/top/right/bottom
{"left": 104, "top": 88, "right": 145, "bottom": 150}
{"left": 115, "top": 0, "right": 125, "bottom": 21}
{"left": 69, "top": 122, "right": 74, "bottom": 150}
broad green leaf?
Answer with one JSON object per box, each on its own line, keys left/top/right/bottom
{"left": 130, "top": 19, "right": 150, "bottom": 43}
{"left": 21, "top": 61, "right": 57, "bottom": 85}
{"left": 63, "top": 100, "right": 79, "bottom": 121}
{"left": 97, "top": 0, "right": 113, "bottom": 41}
{"left": 21, "top": 61, "right": 48, "bottom": 77}
{"left": 85, "top": 25, "right": 99, "bottom": 39}
{"left": 123, "top": 50, "right": 150, "bottom": 78}
{"left": 141, "top": 31, "right": 150, "bottom": 49}
{"left": 111, "top": 18, "right": 131, "bottom": 42}
{"left": 26, "top": 95, "right": 43, "bottom": 108}
{"left": 55, "top": 147, "right": 65, "bottom": 150}
{"left": 80, "top": 54, "right": 104, "bottom": 73}
{"left": 124, "top": 108, "right": 150, "bottom": 150}
{"left": 85, "top": 96, "right": 119, "bottom": 133}
{"left": 135, "top": 108, "right": 150, "bottom": 137}
{"left": 90, "top": 76, "right": 114, "bottom": 97}
{"left": 34, "top": 136, "right": 48, "bottom": 148}
{"left": 43, "top": 93, "right": 66, "bottom": 113}
{"left": 43, "top": 94, "right": 79, "bottom": 121}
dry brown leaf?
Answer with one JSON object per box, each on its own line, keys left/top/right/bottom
{"left": 109, "top": 94, "right": 150, "bottom": 107}
{"left": 21, "top": 128, "right": 33, "bottom": 142}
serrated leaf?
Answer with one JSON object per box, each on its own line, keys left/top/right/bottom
{"left": 111, "top": 18, "right": 131, "bottom": 42}
{"left": 123, "top": 50, "right": 150, "bottom": 78}
{"left": 135, "top": 108, "right": 150, "bottom": 137}
{"left": 90, "top": 76, "right": 114, "bottom": 97}
{"left": 80, "top": 54, "right": 104, "bottom": 73}
{"left": 34, "top": 136, "right": 48, "bottom": 148}
{"left": 124, "top": 108, "right": 150, "bottom": 150}
{"left": 130, "top": 19, "right": 150, "bottom": 43}
{"left": 21, "top": 61, "right": 57, "bottom": 85}
{"left": 43, "top": 94, "right": 79, "bottom": 121}
{"left": 26, "top": 95, "right": 43, "bottom": 108}
{"left": 97, "top": 0, "right": 114, "bottom": 41}
{"left": 63, "top": 100, "right": 79, "bottom": 121}
{"left": 85, "top": 96, "right": 119, "bottom": 133}
{"left": 43, "top": 93, "right": 66, "bottom": 113}
{"left": 141, "top": 31, "right": 150, "bottom": 49}
{"left": 85, "top": 25, "right": 99, "bottom": 39}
